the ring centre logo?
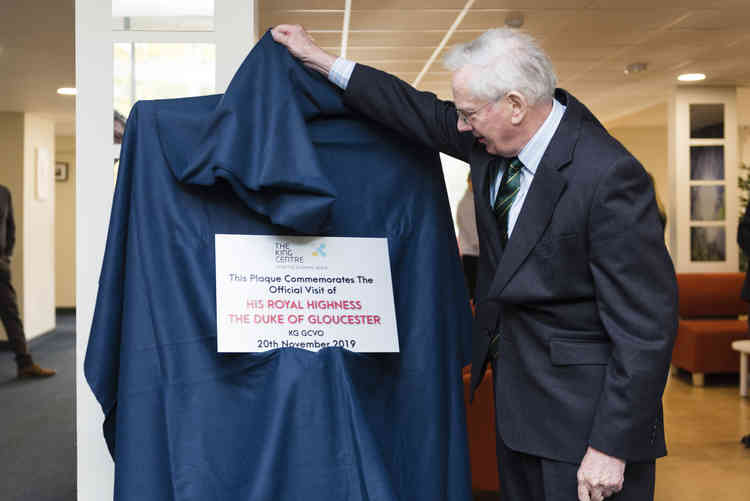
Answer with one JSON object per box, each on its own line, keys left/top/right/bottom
{"left": 312, "top": 243, "right": 327, "bottom": 257}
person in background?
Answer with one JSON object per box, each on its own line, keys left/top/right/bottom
{"left": 457, "top": 172, "right": 479, "bottom": 305}
{"left": 737, "top": 199, "right": 750, "bottom": 448}
{"left": 0, "top": 184, "right": 56, "bottom": 379}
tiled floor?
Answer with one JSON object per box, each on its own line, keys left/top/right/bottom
{"left": 474, "top": 371, "right": 750, "bottom": 501}
{"left": 656, "top": 371, "right": 750, "bottom": 500}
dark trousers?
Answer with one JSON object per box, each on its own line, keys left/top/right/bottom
{"left": 0, "top": 265, "right": 31, "bottom": 368}
{"left": 461, "top": 254, "right": 479, "bottom": 302}
{"left": 495, "top": 429, "right": 655, "bottom": 501}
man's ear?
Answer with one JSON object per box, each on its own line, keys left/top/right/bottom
{"left": 506, "top": 91, "right": 528, "bottom": 125}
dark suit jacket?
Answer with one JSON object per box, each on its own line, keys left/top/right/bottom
{"left": 738, "top": 201, "right": 750, "bottom": 300}
{"left": 0, "top": 185, "right": 15, "bottom": 268}
{"left": 343, "top": 64, "right": 678, "bottom": 464}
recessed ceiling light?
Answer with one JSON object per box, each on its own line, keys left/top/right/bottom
{"left": 624, "top": 62, "right": 648, "bottom": 75}
{"left": 677, "top": 73, "right": 706, "bottom": 82}
{"left": 57, "top": 87, "right": 77, "bottom": 95}
{"left": 504, "top": 12, "right": 524, "bottom": 29}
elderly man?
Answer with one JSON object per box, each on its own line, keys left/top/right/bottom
{"left": 272, "top": 25, "right": 676, "bottom": 501}
{"left": 0, "top": 184, "right": 56, "bottom": 379}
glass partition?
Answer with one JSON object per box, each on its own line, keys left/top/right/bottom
{"left": 113, "top": 0, "right": 215, "bottom": 31}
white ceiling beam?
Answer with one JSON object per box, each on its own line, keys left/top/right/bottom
{"left": 412, "top": 0, "right": 475, "bottom": 88}
{"left": 340, "top": 0, "right": 352, "bottom": 58}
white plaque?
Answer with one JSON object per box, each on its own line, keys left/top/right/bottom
{"left": 215, "top": 235, "right": 399, "bottom": 353}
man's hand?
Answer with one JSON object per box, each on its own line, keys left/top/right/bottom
{"left": 271, "top": 24, "right": 337, "bottom": 76}
{"left": 576, "top": 446, "right": 625, "bottom": 501}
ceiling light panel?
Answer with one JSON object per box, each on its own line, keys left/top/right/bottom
{"left": 678, "top": 73, "right": 706, "bottom": 81}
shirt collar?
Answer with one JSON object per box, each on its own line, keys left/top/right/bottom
{"left": 516, "top": 98, "right": 566, "bottom": 177}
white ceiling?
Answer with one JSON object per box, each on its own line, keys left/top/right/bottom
{"left": 2, "top": 0, "right": 750, "bottom": 136}
{"left": 259, "top": 0, "right": 750, "bottom": 127}
{"left": 0, "top": 0, "right": 75, "bottom": 135}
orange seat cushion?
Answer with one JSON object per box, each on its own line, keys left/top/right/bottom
{"left": 677, "top": 273, "right": 747, "bottom": 318}
{"left": 673, "top": 319, "right": 749, "bottom": 373}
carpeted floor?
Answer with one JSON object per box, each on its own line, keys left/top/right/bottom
{"left": 0, "top": 312, "right": 76, "bottom": 501}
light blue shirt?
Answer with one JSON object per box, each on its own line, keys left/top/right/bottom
{"left": 490, "top": 98, "right": 565, "bottom": 237}
{"left": 329, "top": 57, "right": 356, "bottom": 90}
{"left": 327, "top": 57, "right": 566, "bottom": 238}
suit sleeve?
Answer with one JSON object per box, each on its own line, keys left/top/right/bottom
{"left": 586, "top": 156, "right": 678, "bottom": 461}
{"left": 738, "top": 200, "right": 750, "bottom": 255}
{"left": 343, "top": 64, "right": 474, "bottom": 163}
{"left": 6, "top": 190, "right": 15, "bottom": 257}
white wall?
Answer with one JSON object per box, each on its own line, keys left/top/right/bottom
{"left": 741, "top": 126, "right": 750, "bottom": 168}
{"left": 56, "top": 135, "right": 76, "bottom": 308}
{"left": 22, "top": 113, "right": 56, "bottom": 339}
{"left": 0, "top": 113, "right": 55, "bottom": 342}
{"left": 609, "top": 126, "right": 669, "bottom": 216}
{"left": 609, "top": 125, "right": 671, "bottom": 252}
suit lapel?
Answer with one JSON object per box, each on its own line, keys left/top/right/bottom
{"left": 486, "top": 164, "right": 567, "bottom": 298}
{"left": 484, "top": 89, "right": 582, "bottom": 298}
{"left": 471, "top": 153, "right": 503, "bottom": 267}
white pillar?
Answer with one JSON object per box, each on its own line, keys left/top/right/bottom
{"left": 215, "top": 0, "right": 256, "bottom": 93}
{"left": 76, "top": 2, "right": 256, "bottom": 498}
{"left": 76, "top": 1, "right": 116, "bottom": 498}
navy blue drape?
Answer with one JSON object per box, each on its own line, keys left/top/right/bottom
{"left": 85, "top": 32, "right": 473, "bottom": 501}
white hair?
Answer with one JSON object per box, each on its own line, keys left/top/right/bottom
{"left": 443, "top": 28, "right": 556, "bottom": 105}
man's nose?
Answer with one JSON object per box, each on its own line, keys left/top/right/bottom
{"left": 457, "top": 118, "right": 472, "bottom": 132}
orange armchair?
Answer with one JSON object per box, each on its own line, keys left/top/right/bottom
{"left": 672, "top": 273, "right": 749, "bottom": 385}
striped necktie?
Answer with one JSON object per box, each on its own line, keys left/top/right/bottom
{"left": 492, "top": 156, "right": 523, "bottom": 247}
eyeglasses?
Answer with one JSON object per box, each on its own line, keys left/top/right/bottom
{"left": 456, "top": 100, "right": 494, "bottom": 125}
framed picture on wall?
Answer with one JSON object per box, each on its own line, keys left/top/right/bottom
{"left": 690, "top": 145, "right": 724, "bottom": 180}
{"left": 55, "top": 162, "right": 69, "bottom": 182}
{"left": 690, "top": 226, "right": 726, "bottom": 262}
{"left": 690, "top": 103, "right": 724, "bottom": 139}
{"left": 690, "top": 186, "right": 725, "bottom": 221}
